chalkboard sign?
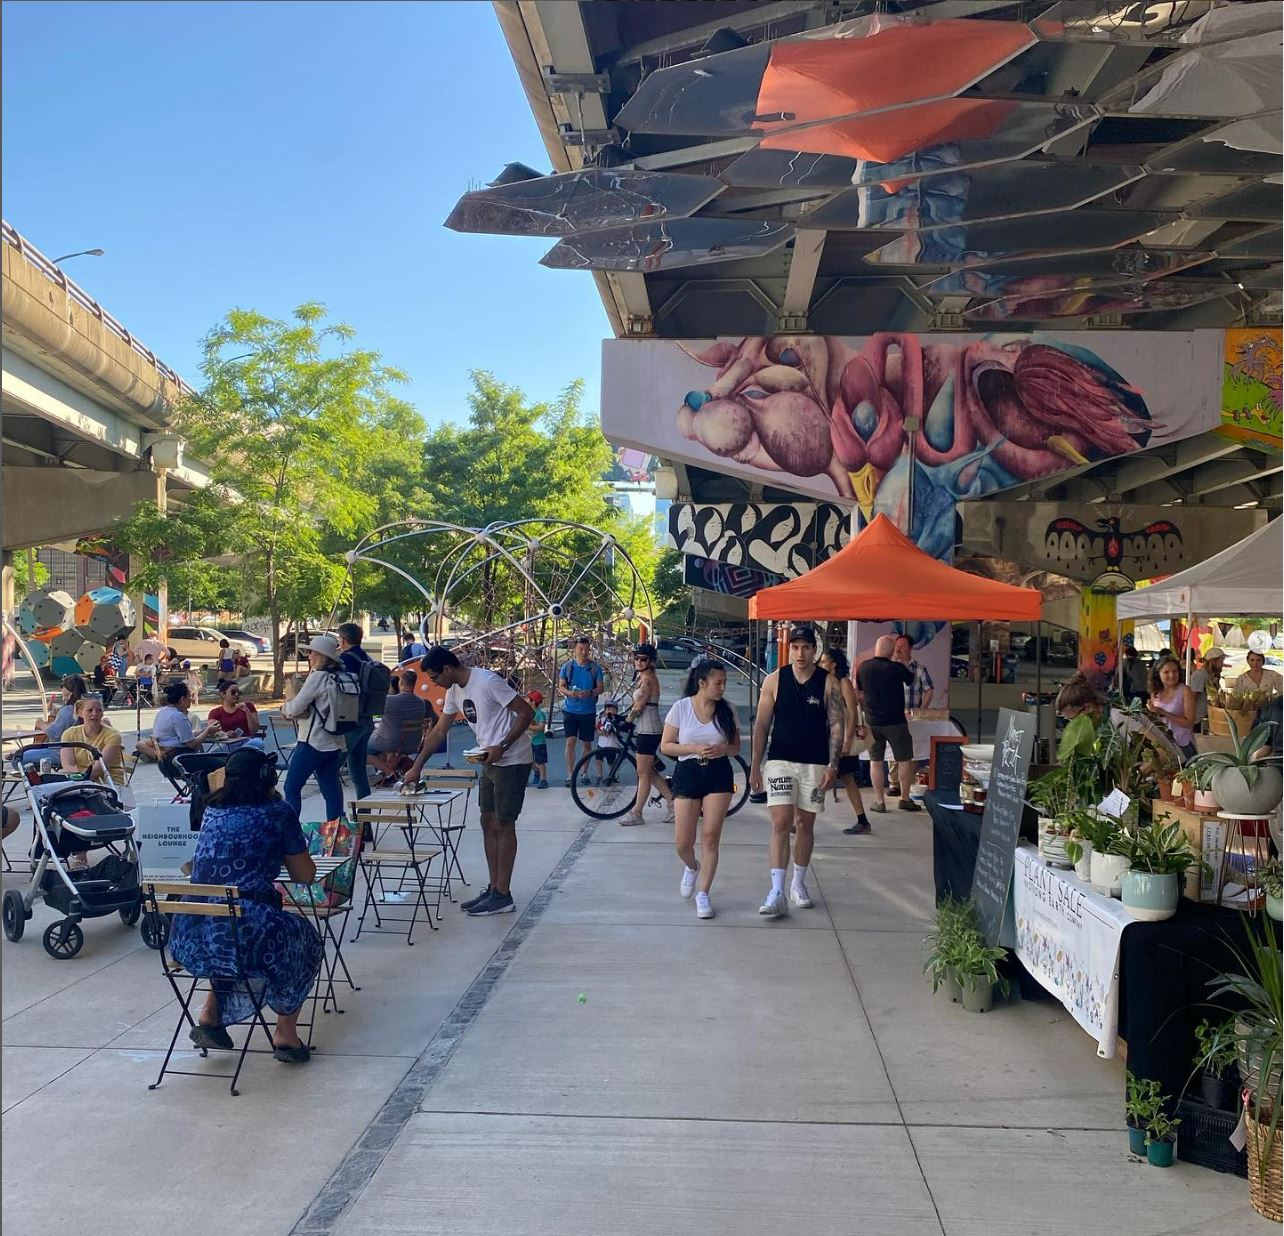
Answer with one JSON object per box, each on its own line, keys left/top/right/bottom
{"left": 970, "top": 708, "right": 1036, "bottom": 947}
{"left": 930, "top": 736, "right": 966, "bottom": 795}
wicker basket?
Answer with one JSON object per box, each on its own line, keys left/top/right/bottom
{"left": 1245, "top": 1104, "right": 1283, "bottom": 1222}
{"left": 1209, "top": 705, "right": 1258, "bottom": 738}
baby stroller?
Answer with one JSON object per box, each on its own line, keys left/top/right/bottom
{"left": 3, "top": 742, "right": 141, "bottom": 959}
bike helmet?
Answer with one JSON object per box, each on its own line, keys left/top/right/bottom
{"left": 633, "top": 643, "right": 657, "bottom": 661}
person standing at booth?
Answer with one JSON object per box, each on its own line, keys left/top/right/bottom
{"left": 856, "top": 635, "right": 918, "bottom": 814}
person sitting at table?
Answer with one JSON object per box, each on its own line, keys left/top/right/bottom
{"left": 169, "top": 746, "right": 321, "bottom": 1063}
{"left": 152, "top": 681, "right": 219, "bottom": 777}
{"left": 209, "top": 680, "right": 260, "bottom": 740}
{"left": 60, "top": 696, "right": 126, "bottom": 787}
{"left": 367, "top": 670, "right": 428, "bottom": 785}
{"left": 92, "top": 655, "right": 117, "bottom": 711}
{"left": 23, "top": 675, "right": 89, "bottom": 765}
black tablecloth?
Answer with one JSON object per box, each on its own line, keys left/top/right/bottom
{"left": 926, "top": 790, "right": 983, "bottom": 904}
{"left": 1117, "top": 902, "right": 1280, "bottom": 1104}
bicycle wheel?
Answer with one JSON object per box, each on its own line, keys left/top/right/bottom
{"left": 726, "top": 755, "right": 752, "bottom": 817}
{"left": 570, "top": 749, "right": 640, "bottom": 820}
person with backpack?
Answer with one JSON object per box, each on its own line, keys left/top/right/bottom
{"left": 558, "top": 635, "right": 603, "bottom": 787}
{"left": 337, "top": 622, "right": 390, "bottom": 802}
{"left": 281, "top": 634, "right": 356, "bottom": 822}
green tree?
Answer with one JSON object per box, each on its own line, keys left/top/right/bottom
{"left": 12, "top": 552, "right": 49, "bottom": 596}
{"left": 651, "top": 547, "right": 690, "bottom": 619}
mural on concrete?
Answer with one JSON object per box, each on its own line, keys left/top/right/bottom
{"left": 604, "top": 331, "right": 1223, "bottom": 563}
{"left": 667, "top": 502, "right": 849, "bottom": 580}
{"left": 683, "top": 555, "right": 782, "bottom": 599}
{"left": 1221, "top": 328, "right": 1282, "bottom": 452}
{"left": 1044, "top": 516, "right": 1183, "bottom": 595}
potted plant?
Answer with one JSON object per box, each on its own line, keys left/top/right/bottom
{"left": 1145, "top": 1106, "right": 1181, "bottom": 1167}
{"left": 1120, "top": 815, "right": 1201, "bottom": 922}
{"left": 1187, "top": 718, "right": 1283, "bottom": 818}
{"left": 1125, "top": 1072, "right": 1161, "bottom": 1156}
{"left": 953, "top": 931, "right": 1009, "bottom": 1014}
{"left": 1208, "top": 686, "right": 1270, "bottom": 738}
{"left": 1184, "top": 760, "right": 1220, "bottom": 812}
{"left": 923, "top": 897, "right": 974, "bottom": 1002}
{"left": 1065, "top": 809, "right": 1117, "bottom": 885}
{"left": 1088, "top": 818, "right": 1131, "bottom": 899}
{"left": 1193, "top": 1017, "right": 1241, "bottom": 1112}
{"left": 1038, "top": 816, "right": 1076, "bottom": 868}
{"left": 1261, "top": 857, "right": 1282, "bottom": 923}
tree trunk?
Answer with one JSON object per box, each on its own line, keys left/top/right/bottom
{"left": 267, "top": 551, "right": 283, "bottom": 697}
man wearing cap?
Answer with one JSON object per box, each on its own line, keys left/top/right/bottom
{"left": 404, "top": 646, "right": 534, "bottom": 916}
{"left": 749, "top": 624, "right": 846, "bottom": 919}
{"left": 558, "top": 636, "right": 604, "bottom": 787}
{"left": 856, "top": 634, "right": 919, "bottom": 814}
{"left": 1189, "top": 646, "right": 1226, "bottom": 728}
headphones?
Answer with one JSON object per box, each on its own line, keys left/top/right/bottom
{"left": 226, "top": 748, "right": 279, "bottom": 791}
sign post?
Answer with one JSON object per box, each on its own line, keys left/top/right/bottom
{"left": 971, "top": 707, "right": 1035, "bottom": 946}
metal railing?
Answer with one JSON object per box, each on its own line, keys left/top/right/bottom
{"left": 1, "top": 218, "right": 196, "bottom": 398}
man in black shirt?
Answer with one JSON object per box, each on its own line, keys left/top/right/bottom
{"left": 749, "top": 625, "right": 846, "bottom": 919}
{"left": 855, "top": 634, "right": 919, "bottom": 813}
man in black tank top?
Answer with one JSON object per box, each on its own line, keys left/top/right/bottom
{"left": 749, "top": 625, "right": 846, "bottom": 919}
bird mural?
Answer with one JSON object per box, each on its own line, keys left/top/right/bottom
{"left": 1044, "top": 516, "right": 1183, "bottom": 595}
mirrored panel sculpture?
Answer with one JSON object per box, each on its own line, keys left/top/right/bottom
{"left": 963, "top": 277, "right": 1235, "bottom": 321}
{"left": 541, "top": 219, "right": 792, "bottom": 272}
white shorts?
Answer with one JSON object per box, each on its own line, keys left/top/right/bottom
{"left": 762, "top": 759, "right": 827, "bottom": 815}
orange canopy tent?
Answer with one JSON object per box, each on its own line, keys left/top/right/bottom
{"left": 748, "top": 514, "right": 1042, "bottom": 622}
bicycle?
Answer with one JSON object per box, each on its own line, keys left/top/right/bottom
{"left": 569, "top": 722, "right": 751, "bottom": 821}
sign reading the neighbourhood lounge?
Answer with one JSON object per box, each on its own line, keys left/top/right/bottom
{"left": 971, "top": 709, "right": 1035, "bottom": 947}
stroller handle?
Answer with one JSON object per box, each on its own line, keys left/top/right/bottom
{"left": 11, "top": 740, "right": 105, "bottom": 765}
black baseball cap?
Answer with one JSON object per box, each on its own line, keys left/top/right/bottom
{"left": 574, "top": 634, "right": 591, "bottom": 645}
{"left": 788, "top": 624, "right": 817, "bottom": 646}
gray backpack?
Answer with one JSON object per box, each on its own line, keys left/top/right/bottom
{"left": 315, "top": 670, "right": 361, "bottom": 735}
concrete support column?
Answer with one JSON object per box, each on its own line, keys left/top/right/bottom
{"left": 2, "top": 549, "right": 14, "bottom": 618}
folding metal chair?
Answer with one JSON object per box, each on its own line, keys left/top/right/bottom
{"left": 259, "top": 711, "right": 298, "bottom": 764}
{"left": 350, "top": 803, "right": 442, "bottom": 946}
{"left": 278, "top": 846, "right": 362, "bottom": 1017}
{"left": 143, "top": 881, "right": 276, "bottom": 1097}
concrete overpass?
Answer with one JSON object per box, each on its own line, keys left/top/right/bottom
{"left": 1, "top": 219, "right": 209, "bottom": 616}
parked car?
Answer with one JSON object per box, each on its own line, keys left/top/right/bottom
{"left": 166, "top": 627, "right": 256, "bottom": 660}
{"left": 218, "top": 628, "right": 269, "bottom": 655}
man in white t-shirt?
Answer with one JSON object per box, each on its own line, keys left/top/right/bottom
{"left": 405, "top": 647, "right": 534, "bottom": 917}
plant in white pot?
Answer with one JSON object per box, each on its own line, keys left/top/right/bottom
{"left": 1120, "top": 815, "right": 1202, "bottom": 922}
{"left": 1064, "top": 807, "right": 1114, "bottom": 883}
{"left": 1084, "top": 815, "right": 1131, "bottom": 898}
{"left": 1260, "top": 857, "right": 1282, "bottom": 923}
{"left": 1188, "top": 719, "right": 1283, "bottom": 818}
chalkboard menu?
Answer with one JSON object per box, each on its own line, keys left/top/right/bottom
{"left": 971, "top": 708, "right": 1036, "bottom": 947}
{"left": 930, "top": 736, "right": 965, "bottom": 796}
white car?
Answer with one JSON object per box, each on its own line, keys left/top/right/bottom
{"left": 165, "top": 626, "right": 256, "bottom": 660}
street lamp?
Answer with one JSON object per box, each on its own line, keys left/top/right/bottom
{"left": 50, "top": 248, "right": 105, "bottom": 264}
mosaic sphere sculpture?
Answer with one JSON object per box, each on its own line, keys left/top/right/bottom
{"left": 345, "top": 518, "right": 654, "bottom": 705}
{"left": 17, "top": 589, "right": 74, "bottom": 638}
{"left": 73, "top": 587, "right": 136, "bottom": 644}
{"left": 47, "top": 630, "right": 103, "bottom": 678}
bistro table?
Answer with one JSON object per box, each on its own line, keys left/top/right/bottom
{"left": 352, "top": 787, "right": 468, "bottom": 901}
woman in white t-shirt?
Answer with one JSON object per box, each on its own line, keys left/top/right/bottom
{"left": 660, "top": 660, "right": 741, "bottom": 921}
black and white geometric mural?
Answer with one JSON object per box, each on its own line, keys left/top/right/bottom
{"left": 668, "top": 503, "right": 850, "bottom": 580}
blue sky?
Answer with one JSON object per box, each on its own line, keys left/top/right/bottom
{"left": 1, "top": 0, "right": 611, "bottom": 425}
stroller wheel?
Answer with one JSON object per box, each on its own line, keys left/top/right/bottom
{"left": 42, "top": 920, "right": 84, "bottom": 959}
{"left": 140, "top": 911, "right": 169, "bottom": 951}
{"left": 119, "top": 898, "right": 142, "bottom": 928}
{"left": 3, "top": 889, "right": 27, "bottom": 942}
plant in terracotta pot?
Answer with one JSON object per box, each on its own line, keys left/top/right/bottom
{"left": 1260, "top": 857, "right": 1283, "bottom": 923}
{"left": 1187, "top": 718, "right": 1283, "bottom": 818}
{"left": 1193, "top": 1017, "right": 1241, "bottom": 1112}
{"left": 1120, "top": 816, "right": 1202, "bottom": 922}
{"left": 1144, "top": 1106, "right": 1181, "bottom": 1167}
{"left": 952, "top": 930, "right": 1009, "bottom": 1014}
{"left": 1125, "top": 1072, "right": 1161, "bottom": 1156}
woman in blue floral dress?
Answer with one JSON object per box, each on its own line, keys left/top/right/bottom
{"left": 169, "top": 747, "right": 321, "bottom": 1063}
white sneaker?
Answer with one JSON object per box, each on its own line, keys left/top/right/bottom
{"left": 789, "top": 885, "right": 814, "bottom": 909}
{"left": 619, "top": 812, "right": 645, "bottom": 827}
{"left": 680, "top": 865, "right": 699, "bottom": 898}
{"left": 695, "top": 892, "right": 714, "bottom": 920}
{"left": 758, "top": 890, "right": 788, "bottom": 919}
{"left": 662, "top": 804, "right": 676, "bottom": 824}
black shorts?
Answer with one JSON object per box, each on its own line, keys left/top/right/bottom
{"left": 838, "top": 755, "right": 863, "bottom": 777}
{"left": 479, "top": 762, "right": 531, "bottom": 820}
{"left": 562, "top": 711, "right": 595, "bottom": 742}
{"left": 869, "top": 722, "right": 914, "bottom": 762}
{"left": 672, "top": 756, "right": 733, "bottom": 799}
{"left": 635, "top": 732, "right": 661, "bottom": 757}
{"left": 530, "top": 742, "right": 548, "bottom": 764}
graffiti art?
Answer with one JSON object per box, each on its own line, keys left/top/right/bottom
{"left": 668, "top": 501, "right": 848, "bottom": 579}
{"left": 683, "top": 556, "right": 781, "bottom": 599}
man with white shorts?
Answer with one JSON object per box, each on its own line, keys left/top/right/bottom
{"left": 749, "top": 625, "right": 846, "bottom": 919}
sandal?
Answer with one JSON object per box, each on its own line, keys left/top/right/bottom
{"left": 273, "top": 1042, "right": 311, "bottom": 1064}
{"left": 189, "top": 1024, "right": 234, "bottom": 1051}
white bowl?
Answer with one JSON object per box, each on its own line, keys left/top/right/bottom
{"left": 961, "top": 744, "right": 995, "bottom": 763}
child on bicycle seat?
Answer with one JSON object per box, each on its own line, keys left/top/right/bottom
{"left": 593, "top": 700, "right": 623, "bottom": 785}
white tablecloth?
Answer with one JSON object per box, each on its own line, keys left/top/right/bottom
{"left": 858, "top": 718, "right": 961, "bottom": 763}
{"left": 1012, "top": 845, "right": 1134, "bottom": 1058}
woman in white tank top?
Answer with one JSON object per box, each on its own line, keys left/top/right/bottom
{"left": 621, "top": 643, "right": 676, "bottom": 827}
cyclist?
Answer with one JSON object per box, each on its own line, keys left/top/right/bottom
{"left": 619, "top": 643, "right": 675, "bottom": 828}
{"left": 662, "top": 660, "right": 740, "bottom": 920}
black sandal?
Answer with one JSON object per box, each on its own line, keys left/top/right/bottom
{"left": 189, "top": 1024, "right": 234, "bottom": 1051}
{"left": 273, "top": 1042, "right": 311, "bottom": 1064}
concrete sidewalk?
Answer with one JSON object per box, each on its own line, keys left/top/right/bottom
{"left": 1, "top": 764, "right": 1270, "bottom": 1234}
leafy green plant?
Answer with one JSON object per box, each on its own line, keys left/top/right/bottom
{"left": 922, "top": 897, "right": 978, "bottom": 993}
{"left": 1127, "top": 816, "right": 1202, "bottom": 877}
{"left": 1145, "top": 1106, "right": 1181, "bottom": 1146}
{"left": 1194, "top": 1018, "right": 1239, "bottom": 1081}
{"left": 1187, "top": 716, "right": 1282, "bottom": 790}
{"left": 1259, "top": 857, "right": 1283, "bottom": 899}
{"left": 952, "top": 931, "right": 1011, "bottom": 998}
{"left": 1126, "top": 1073, "right": 1162, "bottom": 1128}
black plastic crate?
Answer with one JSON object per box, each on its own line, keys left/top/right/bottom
{"left": 1176, "top": 1097, "right": 1247, "bottom": 1178}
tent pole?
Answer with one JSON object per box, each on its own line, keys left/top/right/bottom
{"left": 1184, "top": 609, "right": 1194, "bottom": 679}
{"left": 976, "top": 620, "right": 983, "bottom": 744}
{"left": 1035, "top": 620, "right": 1043, "bottom": 754}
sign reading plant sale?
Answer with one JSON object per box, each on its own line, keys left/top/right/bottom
{"left": 971, "top": 709, "right": 1035, "bottom": 946}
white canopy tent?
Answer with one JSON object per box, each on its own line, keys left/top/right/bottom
{"left": 1116, "top": 519, "right": 1282, "bottom": 679}
{"left": 1116, "top": 520, "right": 1282, "bottom": 621}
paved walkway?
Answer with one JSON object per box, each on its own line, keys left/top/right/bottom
{"left": 1, "top": 764, "right": 1270, "bottom": 1234}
